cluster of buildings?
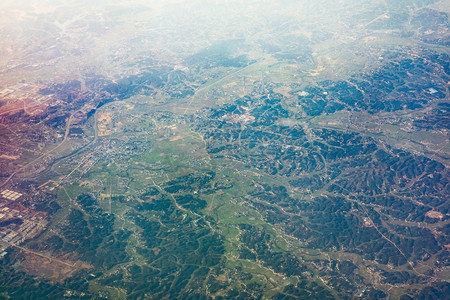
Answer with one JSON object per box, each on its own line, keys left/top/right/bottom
{"left": 0, "top": 83, "right": 57, "bottom": 117}
{"left": 0, "top": 189, "right": 48, "bottom": 257}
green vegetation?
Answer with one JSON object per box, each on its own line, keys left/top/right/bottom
{"left": 0, "top": 1, "right": 448, "bottom": 299}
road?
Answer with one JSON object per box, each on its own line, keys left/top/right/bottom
{"left": 0, "top": 112, "right": 75, "bottom": 188}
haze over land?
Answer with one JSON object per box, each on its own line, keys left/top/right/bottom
{"left": 0, "top": 0, "right": 449, "bottom": 299}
